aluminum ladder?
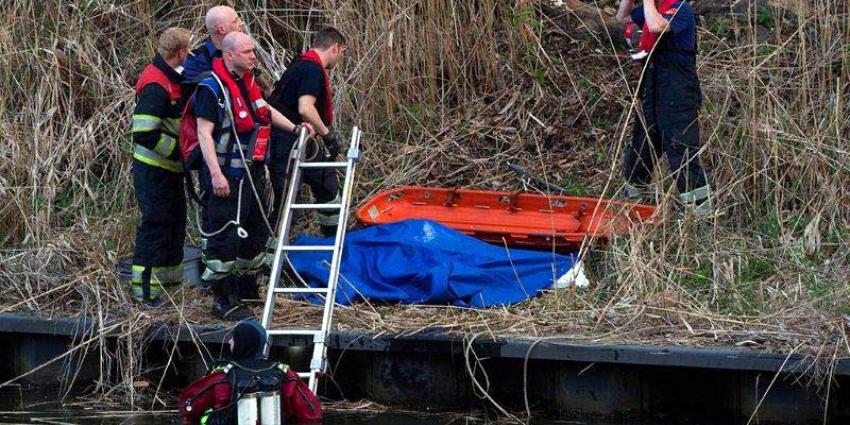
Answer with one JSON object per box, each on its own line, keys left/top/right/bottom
{"left": 261, "top": 126, "right": 362, "bottom": 393}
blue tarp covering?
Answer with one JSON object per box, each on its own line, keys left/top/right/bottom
{"left": 287, "top": 219, "right": 575, "bottom": 308}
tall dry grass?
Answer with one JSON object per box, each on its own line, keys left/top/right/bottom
{"left": 0, "top": 0, "right": 847, "bottom": 408}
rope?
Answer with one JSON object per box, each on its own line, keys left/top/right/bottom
{"left": 195, "top": 178, "right": 248, "bottom": 239}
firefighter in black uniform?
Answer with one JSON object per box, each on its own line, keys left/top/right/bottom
{"left": 617, "top": 0, "right": 712, "bottom": 214}
{"left": 267, "top": 27, "right": 348, "bottom": 255}
{"left": 129, "top": 28, "right": 192, "bottom": 306}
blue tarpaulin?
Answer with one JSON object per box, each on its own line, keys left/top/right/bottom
{"left": 287, "top": 219, "right": 576, "bottom": 308}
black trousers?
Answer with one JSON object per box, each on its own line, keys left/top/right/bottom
{"left": 268, "top": 131, "right": 340, "bottom": 234}
{"left": 131, "top": 160, "right": 186, "bottom": 300}
{"left": 623, "top": 57, "right": 709, "bottom": 195}
{"left": 199, "top": 166, "right": 270, "bottom": 288}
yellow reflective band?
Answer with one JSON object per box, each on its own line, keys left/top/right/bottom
{"left": 234, "top": 252, "right": 265, "bottom": 272}
{"left": 202, "top": 267, "right": 231, "bottom": 281}
{"left": 131, "top": 264, "right": 182, "bottom": 285}
{"left": 679, "top": 185, "right": 711, "bottom": 204}
{"left": 133, "top": 145, "right": 183, "bottom": 173}
{"left": 200, "top": 409, "right": 213, "bottom": 425}
{"left": 162, "top": 117, "right": 181, "bottom": 136}
{"left": 131, "top": 114, "right": 161, "bottom": 132}
{"left": 153, "top": 133, "right": 177, "bottom": 158}
{"left": 151, "top": 264, "right": 183, "bottom": 285}
{"left": 202, "top": 258, "right": 235, "bottom": 273}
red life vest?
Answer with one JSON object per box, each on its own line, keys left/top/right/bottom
{"left": 211, "top": 58, "right": 271, "bottom": 132}
{"left": 134, "top": 63, "right": 182, "bottom": 102}
{"left": 300, "top": 50, "right": 334, "bottom": 124}
{"left": 638, "top": 0, "right": 680, "bottom": 53}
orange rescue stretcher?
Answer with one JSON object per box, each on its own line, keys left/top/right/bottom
{"left": 356, "top": 187, "right": 657, "bottom": 251}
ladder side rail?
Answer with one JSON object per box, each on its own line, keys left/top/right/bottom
{"left": 261, "top": 128, "right": 310, "bottom": 336}
{"left": 308, "top": 126, "right": 362, "bottom": 392}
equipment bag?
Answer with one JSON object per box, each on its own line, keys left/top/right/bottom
{"left": 247, "top": 125, "right": 271, "bottom": 163}
{"left": 178, "top": 97, "right": 202, "bottom": 169}
{"left": 177, "top": 371, "right": 232, "bottom": 424}
{"left": 178, "top": 72, "right": 224, "bottom": 170}
{"left": 281, "top": 369, "right": 322, "bottom": 422}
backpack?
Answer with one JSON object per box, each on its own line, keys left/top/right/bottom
{"left": 281, "top": 368, "right": 322, "bottom": 422}
{"left": 178, "top": 73, "right": 224, "bottom": 170}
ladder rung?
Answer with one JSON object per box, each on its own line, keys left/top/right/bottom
{"left": 274, "top": 287, "right": 329, "bottom": 294}
{"left": 289, "top": 203, "right": 343, "bottom": 210}
{"left": 267, "top": 329, "right": 322, "bottom": 337}
{"left": 300, "top": 161, "right": 347, "bottom": 169}
{"left": 297, "top": 372, "right": 312, "bottom": 378}
{"left": 281, "top": 245, "right": 335, "bottom": 252}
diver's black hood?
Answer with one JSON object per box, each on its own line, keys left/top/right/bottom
{"left": 229, "top": 320, "right": 267, "bottom": 360}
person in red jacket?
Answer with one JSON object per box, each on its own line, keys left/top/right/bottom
{"left": 130, "top": 27, "right": 192, "bottom": 306}
{"left": 178, "top": 320, "right": 322, "bottom": 424}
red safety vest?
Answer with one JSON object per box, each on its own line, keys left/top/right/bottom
{"left": 300, "top": 49, "right": 334, "bottom": 124}
{"left": 134, "top": 64, "right": 182, "bottom": 102}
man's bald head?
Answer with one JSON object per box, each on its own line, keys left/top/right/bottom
{"left": 205, "top": 6, "right": 243, "bottom": 44}
{"left": 222, "top": 32, "right": 256, "bottom": 74}
{"left": 222, "top": 32, "right": 252, "bottom": 53}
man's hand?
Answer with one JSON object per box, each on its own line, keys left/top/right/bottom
{"left": 294, "top": 122, "right": 317, "bottom": 138}
{"left": 212, "top": 172, "right": 230, "bottom": 198}
{"left": 323, "top": 130, "right": 340, "bottom": 159}
{"left": 616, "top": 0, "right": 635, "bottom": 24}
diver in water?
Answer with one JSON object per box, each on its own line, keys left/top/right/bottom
{"left": 178, "top": 320, "right": 322, "bottom": 424}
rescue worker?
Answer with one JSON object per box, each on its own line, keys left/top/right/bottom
{"left": 192, "top": 32, "right": 314, "bottom": 320}
{"left": 616, "top": 0, "right": 712, "bottom": 214}
{"left": 182, "top": 5, "right": 244, "bottom": 83}
{"left": 267, "top": 27, "right": 348, "bottom": 251}
{"left": 130, "top": 27, "right": 192, "bottom": 306}
{"left": 178, "top": 320, "right": 322, "bottom": 424}
{"left": 183, "top": 6, "right": 273, "bottom": 303}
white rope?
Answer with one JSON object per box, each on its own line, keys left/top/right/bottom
{"left": 196, "top": 72, "right": 332, "bottom": 284}
{"left": 195, "top": 178, "right": 248, "bottom": 239}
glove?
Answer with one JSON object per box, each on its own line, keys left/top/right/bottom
{"left": 323, "top": 130, "right": 340, "bottom": 159}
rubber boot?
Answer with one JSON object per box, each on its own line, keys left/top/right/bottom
{"left": 679, "top": 185, "right": 713, "bottom": 216}
{"left": 623, "top": 183, "right": 656, "bottom": 205}
{"left": 237, "top": 274, "right": 262, "bottom": 304}
{"left": 211, "top": 277, "right": 253, "bottom": 321}
{"left": 130, "top": 267, "right": 165, "bottom": 308}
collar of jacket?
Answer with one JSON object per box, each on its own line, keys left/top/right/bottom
{"left": 204, "top": 37, "right": 220, "bottom": 58}
{"left": 152, "top": 53, "right": 185, "bottom": 85}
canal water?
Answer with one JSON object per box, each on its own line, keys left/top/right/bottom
{"left": 0, "top": 410, "right": 471, "bottom": 424}
{"left": 0, "top": 409, "right": 674, "bottom": 425}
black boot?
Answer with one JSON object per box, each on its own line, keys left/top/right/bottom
{"left": 210, "top": 278, "right": 253, "bottom": 321}
{"left": 237, "top": 274, "right": 261, "bottom": 304}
